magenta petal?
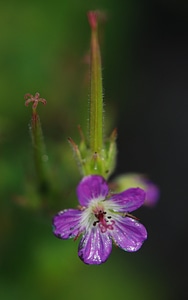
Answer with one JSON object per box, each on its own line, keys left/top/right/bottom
{"left": 52, "top": 209, "right": 82, "bottom": 239}
{"left": 78, "top": 228, "right": 112, "bottom": 264}
{"left": 111, "top": 217, "right": 147, "bottom": 252}
{"left": 77, "top": 175, "right": 109, "bottom": 206}
{"left": 110, "top": 188, "right": 146, "bottom": 212}
{"left": 144, "top": 182, "right": 160, "bottom": 207}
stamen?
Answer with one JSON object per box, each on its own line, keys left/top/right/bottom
{"left": 93, "top": 220, "right": 99, "bottom": 226}
{"left": 92, "top": 208, "right": 115, "bottom": 232}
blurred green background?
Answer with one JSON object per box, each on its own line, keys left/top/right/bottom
{"left": 1, "top": 0, "right": 188, "bottom": 299}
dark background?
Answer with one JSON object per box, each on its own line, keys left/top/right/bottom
{"left": 116, "top": 3, "right": 188, "bottom": 299}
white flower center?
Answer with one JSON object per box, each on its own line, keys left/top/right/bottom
{"left": 80, "top": 199, "right": 116, "bottom": 233}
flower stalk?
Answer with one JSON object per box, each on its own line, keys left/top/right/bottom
{"left": 69, "top": 11, "right": 117, "bottom": 179}
{"left": 88, "top": 11, "right": 103, "bottom": 153}
{"left": 51, "top": 11, "right": 152, "bottom": 264}
{"left": 25, "top": 92, "right": 49, "bottom": 195}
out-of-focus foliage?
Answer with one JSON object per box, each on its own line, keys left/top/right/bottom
{"left": 1, "top": 0, "right": 186, "bottom": 299}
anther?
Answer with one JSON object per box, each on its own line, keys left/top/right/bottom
{"left": 93, "top": 220, "right": 99, "bottom": 226}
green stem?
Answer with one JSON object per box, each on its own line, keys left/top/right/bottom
{"left": 31, "top": 111, "right": 49, "bottom": 195}
{"left": 88, "top": 11, "right": 103, "bottom": 153}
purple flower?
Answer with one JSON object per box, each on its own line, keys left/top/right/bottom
{"left": 53, "top": 175, "right": 147, "bottom": 265}
{"left": 142, "top": 179, "right": 160, "bottom": 207}
{"left": 112, "top": 174, "right": 160, "bottom": 207}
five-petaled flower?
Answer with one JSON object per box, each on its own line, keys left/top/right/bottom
{"left": 52, "top": 175, "right": 147, "bottom": 265}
